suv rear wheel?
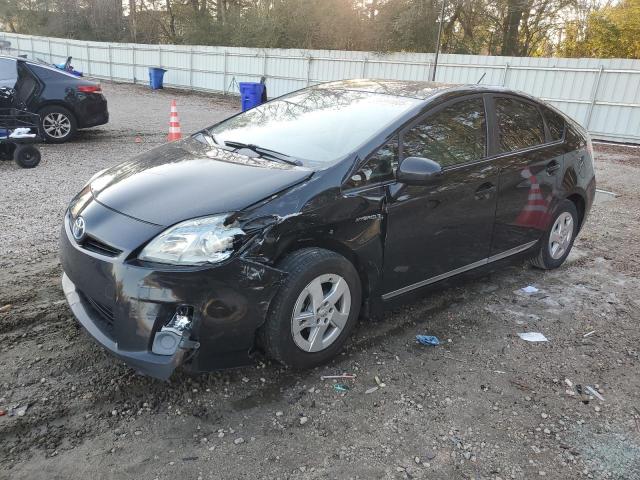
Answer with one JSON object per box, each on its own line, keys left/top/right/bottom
{"left": 261, "top": 248, "right": 362, "bottom": 369}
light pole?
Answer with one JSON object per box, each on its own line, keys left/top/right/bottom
{"left": 431, "top": 0, "right": 446, "bottom": 82}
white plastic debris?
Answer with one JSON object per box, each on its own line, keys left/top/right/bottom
{"left": 517, "top": 332, "right": 548, "bottom": 342}
{"left": 320, "top": 374, "right": 356, "bottom": 380}
{"left": 521, "top": 285, "right": 539, "bottom": 294}
{"left": 585, "top": 386, "right": 605, "bottom": 401}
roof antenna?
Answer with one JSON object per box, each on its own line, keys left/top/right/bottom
{"left": 477, "top": 72, "right": 486, "bottom": 84}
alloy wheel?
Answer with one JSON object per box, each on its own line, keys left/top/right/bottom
{"left": 291, "top": 273, "right": 351, "bottom": 352}
{"left": 43, "top": 112, "right": 71, "bottom": 139}
{"left": 548, "top": 212, "right": 574, "bottom": 259}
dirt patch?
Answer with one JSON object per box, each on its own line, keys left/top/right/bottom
{"left": 1, "top": 84, "right": 639, "bottom": 479}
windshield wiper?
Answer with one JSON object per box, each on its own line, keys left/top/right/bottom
{"left": 222, "top": 140, "right": 302, "bottom": 166}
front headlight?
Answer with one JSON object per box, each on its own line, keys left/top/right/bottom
{"left": 69, "top": 186, "right": 92, "bottom": 218}
{"left": 138, "top": 215, "right": 245, "bottom": 265}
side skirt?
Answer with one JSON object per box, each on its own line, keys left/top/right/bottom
{"left": 380, "top": 240, "right": 538, "bottom": 301}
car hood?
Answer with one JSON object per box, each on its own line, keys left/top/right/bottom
{"left": 91, "top": 138, "right": 313, "bottom": 226}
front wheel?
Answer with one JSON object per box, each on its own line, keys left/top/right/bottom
{"left": 530, "top": 199, "right": 578, "bottom": 270}
{"left": 261, "top": 248, "right": 362, "bottom": 369}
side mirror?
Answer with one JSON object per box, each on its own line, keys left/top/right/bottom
{"left": 397, "top": 157, "right": 442, "bottom": 185}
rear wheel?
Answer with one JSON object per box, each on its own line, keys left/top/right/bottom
{"left": 39, "top": 105, "right": 77, "bottom": 143}
{"left": 530, "top": 199, "right": 578, "bottom": 269}
{"left": 13, "top": 144, "right": 41, "bottom": 168}
{"left": 261, "top": 248, "right": 361, "bottom": 369}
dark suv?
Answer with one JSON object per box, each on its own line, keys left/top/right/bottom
{"left": 60, "top": 80, "right": 595, "bottom": 379}
{"left": 0, "top": 55, "right": 108, "bottom": 142}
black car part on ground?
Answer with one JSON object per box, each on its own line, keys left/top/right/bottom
{"left": 60, "top": 80, "right": 596, "bottom": 380}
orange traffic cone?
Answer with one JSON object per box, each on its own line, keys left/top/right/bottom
{"left": 167, "top": 100, "right": 182, "bottom": 141}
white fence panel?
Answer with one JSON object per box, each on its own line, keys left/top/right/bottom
{"left": 1, "top": 32, "right": 639, "bottom": 143}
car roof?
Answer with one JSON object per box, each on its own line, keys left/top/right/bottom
{"left": 314, "top": 78, "right": 534, "bottom": 103}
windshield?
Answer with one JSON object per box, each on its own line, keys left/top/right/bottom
{"left": 208, "top": 88, "right": 421, "bottom": 166}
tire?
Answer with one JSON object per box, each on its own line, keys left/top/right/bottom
{"left": 530, "top": 199, "right": 578, "bottom": 270}
{"left": 39, "top": 105, "right": 77, "bottom": 143}
{"left": 13, "top": 144, "right": 41, "bottom": 168}
{"left": 0, "top": 143, "right": 15, "bottom": 160}
{"left": 261, "top": 248, "right": 362, "bottom": 369}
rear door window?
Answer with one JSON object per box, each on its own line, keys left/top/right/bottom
{"left": 402, "top": 97, "right": 486, "bottom": 168}
{"left": 494, "top": 97, "right": 546, "bottom": 152}
{"left": 0, "top": 58, "right": 17, "bottom": 88}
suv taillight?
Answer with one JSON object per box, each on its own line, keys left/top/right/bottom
{"left": 77, "top": 85, "right": 102, "bottom": 93}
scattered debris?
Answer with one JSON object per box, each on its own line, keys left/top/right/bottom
{"left": 564, "top": 379, "right": 576, "bottom": 396}
{"left": 15, "top": 404, "right": 29, "bottom": 417}
{"left": 510, "top": 379, "right": 533, "bottom": 391}
{"left": 583, "top": 330, "right": 596, "bottom": 337}
{"left": 0, "top": 409, "right": 6, "bottom": 416}
{"left": 595, "top": 188, "right": 618, "bottom": 197}
{"left": 575, "top": 384, "right": 590, "bottom": 404}
{"left": 320, "top": 374, "right": 356, "bottom": 380}
{"left": 585, "top": 386, "right": 605, "bottom": 401}
{"left": 333, "top": 384, "right": 349, "bottom": 393}
{"left": 299, "top": 416, "right": 308, "bottom": 425}
{"left": 521, "top": 285, "right": 539, "bottom": 294}
{"left": 0, "top": 304, "right": 11, "bottom": 313}
{"left": 517, "top": 332, "right": 548, "bottom": 342}
{"left": 233, "top": 437, "right": 245, "bottom": 445}
{"left": 374, "top": 376, "right": 386, "bottom": 388}
{"left": 416, "top": 335, "right": 440, "bottom": 346}
{"left": 365, "top": 387, "right": 379, "bottom": 394}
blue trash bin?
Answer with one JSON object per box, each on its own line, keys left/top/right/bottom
{"left": 239, "top": 82, "right": 265, "bottom": 111}
{"left": 149, "top": 67, "right": 167, "bottom": 90}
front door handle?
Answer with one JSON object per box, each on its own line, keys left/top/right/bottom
{"left": 546, "top": 160, "right": 561, "bottom": 175}
{"left": 475, "top": 182, "right": 496, "bottom": 200}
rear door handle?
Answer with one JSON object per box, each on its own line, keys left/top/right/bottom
{"left": 546, "top": 160, "right": 561, "bottom": 175}
{"left": 475, "top": 182, "right": 496, "bottom": 200}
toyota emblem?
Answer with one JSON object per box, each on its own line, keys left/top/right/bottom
{"left": 72, "top": 216, "right": 86, "bottom": 241}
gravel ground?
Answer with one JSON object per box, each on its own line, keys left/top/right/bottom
{"left": 1, "top": 82, "right": 639, "bottom": 480}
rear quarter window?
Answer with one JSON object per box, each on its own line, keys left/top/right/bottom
{"left": 494, "top": 97, "right": 546, "bottom": 152}
{"left": 543, "top": 107, "right": 566, "bottom": 141}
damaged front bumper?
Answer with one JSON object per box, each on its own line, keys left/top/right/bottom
{"left": 59, "top": 208, "right": 287, "bottom": 380}
{"left": 62, "top": 273, "right": 186, "bottom": 380}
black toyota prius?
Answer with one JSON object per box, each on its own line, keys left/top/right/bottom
{"left": 60, "top": 79, "right": 596, "bottom": 379}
